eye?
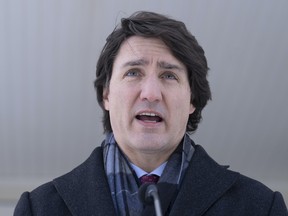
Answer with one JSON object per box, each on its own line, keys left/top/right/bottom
{"left": 125, "top": 69, "right": 141, "bottom": 77}
{"left": 161, "top": 72, "right": 178, "bottom": 80}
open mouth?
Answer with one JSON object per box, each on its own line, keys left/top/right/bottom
{"left": 136, "top": 112, "right": 163, "bottom": 123}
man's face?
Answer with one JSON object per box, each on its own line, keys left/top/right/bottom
{"left": 103, "top": 36, "right": 195, "bottom": 162}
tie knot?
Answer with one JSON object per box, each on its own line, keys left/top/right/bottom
{"left": 139, "top": 174, "right": 159, "bottom": 185}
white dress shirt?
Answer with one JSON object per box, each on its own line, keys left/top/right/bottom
{"left": 130, "top": 161, "right": 168, "bottom": 178}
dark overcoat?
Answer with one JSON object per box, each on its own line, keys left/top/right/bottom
{"left": 14, "top": 144, "right": 288, "bottom": 215}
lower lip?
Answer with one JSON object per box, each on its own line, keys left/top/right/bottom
{"left": 135, "top": 118, "right": 163, "bottom": 127}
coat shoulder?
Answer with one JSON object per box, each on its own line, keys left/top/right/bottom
{"left": 181, "top": 144, "right": 288, "bottom": 215}
{"left": 226, "top": 173, "right": 288, "bottom": 214}
{"left": 14, "top": 182, "right": 71, "bottom": 216}
{"left": 14, "top": 146, "right": 105, "bottom": 216}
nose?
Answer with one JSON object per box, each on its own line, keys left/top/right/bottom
{"left": 140, "top": 76, "right": 163, "bottom": 102}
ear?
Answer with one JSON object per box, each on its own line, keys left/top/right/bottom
{"left": 102, "top": 87, "right": 110, "bottom": 111}
{"left": 189, "top": 103, "right": 196, "bottom": 114}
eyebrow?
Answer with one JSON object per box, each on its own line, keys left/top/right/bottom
{"left": 157, "top": 61, "right": 184, "bottom": 71}
{"left": 122, "top": 59, "right": 184, "bottom": 71}
{"left": 122, "top": 59, "right": 149, "bottom": 67}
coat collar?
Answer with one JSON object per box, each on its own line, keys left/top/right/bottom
{"left": 52, "top": 147, "right": 116, "bottom": 216}
{"left": 52, "top": 143, "right": 239, "bottom": 216}
{"left": 170, "top": 144, "right": 240, "bottom": 215}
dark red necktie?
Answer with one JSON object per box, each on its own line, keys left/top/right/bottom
{"left": 139, "top": 174, "right": 160, "bottom": 184}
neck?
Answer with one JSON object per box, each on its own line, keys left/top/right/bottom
{"left": 123, "top": 147, "right": 177, "bottom": 173}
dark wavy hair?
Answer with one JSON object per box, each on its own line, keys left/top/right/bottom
{"left": 94, "top": 11, "right": 211, "bottom": 133}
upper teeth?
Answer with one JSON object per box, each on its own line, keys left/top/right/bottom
{"left": 140, "top": 112, "right": 157, "bottom": 116}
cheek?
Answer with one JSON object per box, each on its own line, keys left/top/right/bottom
{"left": 173, "top": 94, "right": 193, "bottom": 119}
{"left": 106, "top": 86, "right": 128, "bottom": 110}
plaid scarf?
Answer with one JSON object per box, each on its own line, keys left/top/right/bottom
{"left": 102, "top": 133, "right": 194, "bottom": 216}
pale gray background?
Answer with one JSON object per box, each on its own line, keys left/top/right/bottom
{"left": 1, "top": 0, "right": 287, "bottom": 214}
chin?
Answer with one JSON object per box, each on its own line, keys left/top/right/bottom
{"left": 136, "top": 139, "right": 167, "bottom": 151}
{"left": 138, "top": 145, "right": 165, "bottom": 154}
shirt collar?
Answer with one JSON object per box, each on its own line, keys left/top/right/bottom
{"left": 130, "top": 161, "right": 168, "bottom": 178}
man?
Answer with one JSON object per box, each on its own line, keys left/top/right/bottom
{"left": 14, "top": 11, "right": 287, "bottom": 215}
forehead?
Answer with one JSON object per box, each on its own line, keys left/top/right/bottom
{"left": 114, "top": 36, "right": 185, "bottom": 68}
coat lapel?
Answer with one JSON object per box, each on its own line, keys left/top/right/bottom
{"left": 170, "top": 145, "right": 240, "bottom": 216}
{"left": 52, "top": 147, "right": 116, "bottom": 216}
{"left": 50, "top": 143, "right": 240, "bottom": 215}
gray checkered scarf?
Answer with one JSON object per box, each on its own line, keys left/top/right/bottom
{"left": 102, "top": 133, "right": 194, "bottom": 216}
